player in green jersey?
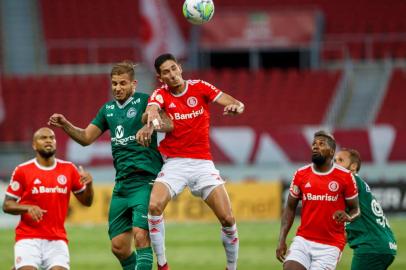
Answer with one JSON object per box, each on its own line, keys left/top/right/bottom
{"left": 48, "top": 61, "right": 173, "bottom": 270}
{"left": 335, "top": 148, "right": 397, "bottom": 270}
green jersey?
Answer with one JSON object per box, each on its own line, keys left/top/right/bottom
{"left": 346, "top": 175, "right": 397, "bottom": 255}
{"left": 91, "top": 92, "right": 163, "bottom": 183}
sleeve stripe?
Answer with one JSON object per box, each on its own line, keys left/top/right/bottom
{"left": 5, "top": 192, "right": 20, "bottom": 200}
{"left": 212, "top": 92, "right": 223, "bottom": 102}
{"left": 289, "top": 191, "right": 299, "bottom": 198}
{"left": 147, "top": 102, "right": 162, "bottom": 108}
{"left": 345, "top": 193, "right": 358, "bottom": 200}
{"left": 73, "top": 185, "right": 86, "bottom": 194}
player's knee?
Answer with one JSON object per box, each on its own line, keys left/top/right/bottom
{"left": 219, "top": 213, "right": 235, "bottom": 227}
{"left": 148, "top": 200, "right": 164, "bottom": 215}
{"left": 133, "top": 228, "right": 150, "bottom": 248}
{"left": 111, "top": 241, "right": 131, "bottom": 260}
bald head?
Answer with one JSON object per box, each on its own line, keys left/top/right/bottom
{"left": 32, "top": 127, "right": 56, "bottom": 159}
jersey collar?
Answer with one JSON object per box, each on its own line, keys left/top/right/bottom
{"left": 116, "top": 96, "right": 134, "bottom": 109}
{"left": 311, "top": 163, "right": 335, "bottom": 175}
{"left": 169, "top": 80, "right": 189, "bottom": 97}
{"left": 34, "top": 158, "right": 57, "bottom": 170}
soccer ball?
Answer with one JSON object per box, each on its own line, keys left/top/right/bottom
{"left": 182, "top": 0, "right": 215, "bottom": 25}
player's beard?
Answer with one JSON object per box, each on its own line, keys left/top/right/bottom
{"left": 38, "top": 148, "right": 56, "bottom": 159}
{"left": 312, "top": 153, "right": 326, "bottom": 165}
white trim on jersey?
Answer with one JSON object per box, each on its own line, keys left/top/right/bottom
{"left": 311, "top": 164, "right": 335, "bottom": 175}
{"left": 5, "top": 191, "right": 20, "bottom": 200}
{"left": 147, "top": 102, "right": 162, "bottom": 109}
{"left": 73, "top": 185, "right": 86, "bottom": 194}
{"left": 212, "top": 91, "right": 223, "bottom": 103}
{"left": 169, "top": 80, "right": 189, "bottom": 97}
{"left": 345, "top": 193, "right": 359, "bottom": 200}
{"left": 17, "top": 158, "right": 36, "bottom": 167}
{"left": 34, "top": 159, "right": 57, "bottom": 171}
{"left": 297, "top": 164, "right": 312, "bottom": 172}
{"left": 115, "top": 96, "right": 134, "bottom": 109}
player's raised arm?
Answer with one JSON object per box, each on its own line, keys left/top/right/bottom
{"left": 276, "top": 194, "right": 300, "bottom": 263}
{"left": 73, "top": 166, "right": 94, "bottom": 207}
{"left": 214, "top": 93, "right": 245, "bottom": 115}
{"left": 48, "top": 113, "right": 102, "bottom": 146}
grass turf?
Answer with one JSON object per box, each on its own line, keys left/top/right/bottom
{"left": 1, "top": 218, "right": 405, "bottom": 269}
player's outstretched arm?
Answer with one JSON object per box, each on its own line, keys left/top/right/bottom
{"left": 333, "top": 196, "right": 360, "bottom": 223}
{"left": 2, "top": 196, "right": 47, "bottom": 222}
{"left": 144, "top": 104, "right": 163, "bottom": 129}
{"left": 48, "top": 113, "right": 102, "bottom": 146}
{"left": 74, "top": 166, "right": 94, "bottom": 207}
{"left": 214, "top": 93, "right": 245, "bottom": 115}
{"left": 276, "top": 194, "right": 300, "bottom": 263}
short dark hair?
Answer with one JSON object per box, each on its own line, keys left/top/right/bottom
{"left": 341, "top": 148, "right": 362, "bottom": 172}
{"left": 154, "top": 53, "right": 178, "bottom": 74}
{"left": 111, "top": 60, "right": 136, "bottom": 80}
{"left": 314, "top": 130, "right": 336, "bottom": 151}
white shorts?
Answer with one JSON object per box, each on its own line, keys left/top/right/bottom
{"left": 14, "top": 238, "right": 70, "bottom": 270}
{"left": 156, "top": 158, "right": 225, "bottom": 200}
{"left": 285, "top": 236, "right": 341, "bottom": 270}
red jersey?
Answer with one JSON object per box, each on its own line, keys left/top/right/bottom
{"left": 289, "top": 163, "right": 358, "bottom": 250}
{"left": 148, "top": 80, "right": 222, "bottom": 160}
{"left": 6, "top": 158, "right": 85, "bottom": 243}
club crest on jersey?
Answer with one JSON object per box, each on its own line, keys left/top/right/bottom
{"left": 328, "top": 181, "right": 339, "bottom": 192}
{"left": 187, "top": 96, "right": 198, "bottom": 107}
{"left": 127, "top": 107, "right": 137, "bottom": 118}
{"left": 57, "top": 175, "right": 67, "bottom": 185}
{"left": 10, "top": 181, "right": 20, "bottom": 191}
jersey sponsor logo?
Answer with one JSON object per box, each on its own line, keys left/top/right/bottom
{"left": 111, "top": 125, "right": 136, "bottom": 146}
{"left": 173, "top": 106, "right": 204, "bottom": 120}
{"left": 303, "top": 193, "right": 339, "bottom": 201}
{"left": 126, "top": 107, "right": 137, "bottom": 118}
{"left": 34, "top": 178, "right": 42, "bottom": 185}
{"left": 106, "top": 104, "right": 115, "bottom": 110}
{"left": 328, "top": 181, "right": 339, "bottom": 192}
{"left": 115, "top": 125, "right": 124, "bottom": 139}
{"left": 187, "top": 96, "right": 198, "bottom": 107}
{"left": 305, "top": 182, "right": 311, "bottom": 188}
{"left": 57, "top": 175, "right": 67, "bottom": 185}
{"left": 107, "top": 113, "right": 113, "bottom": 117}
{"left": 11, "top": 181, "right": 20, "bottom": 191}
{"left": 32, "top": 185, "right": 68, "bottom": 194}
{"left": 169, "top": 102, "right": 176, "bottom": 108}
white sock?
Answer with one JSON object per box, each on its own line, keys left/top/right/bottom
{"left": 148, "top": 214, "right": 167, "bottom": 266}
{"left": 221, "top": 224, "right": 239, "bottom": 270}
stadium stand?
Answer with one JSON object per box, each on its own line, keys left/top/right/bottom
{"left": 375, "top": 69, "right": 406, "bottom": 129}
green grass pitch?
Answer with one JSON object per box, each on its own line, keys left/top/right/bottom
{"left": 1, "top": 219, "right": 405, "bottom": 269}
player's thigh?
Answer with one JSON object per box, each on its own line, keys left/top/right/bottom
{"left": 14, "top": 239, "right": 42, "bottom": 270}
{"left": 189, "top": 159, "right": 225, "bottom": 200}
{"left": 108, "top": 194, "right": 132, "bottom": 240}
{"left": 155, "top": 158, "right": 189, "bottom": 198}
{"left": 42, "top": 240, "right": 70, "bottom": 270}
{"left": 285, "top": 236, "right": 311, "bottom": 270}
{"left": 309, "top": 241, "right": 341, "bottom": 270}
{"left": 129, "top": 185, "right": 152, "bottom": 231}
{"left": 351, "top": 253, "right": 395, "bottom": 270}
{"left": 204, "top": 184, "right": 233, "bottom": 221}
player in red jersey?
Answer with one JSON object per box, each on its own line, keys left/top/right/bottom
{"left": 276, "top": 131, "right": 360, "bottom": 270}
{"left": 2, "top": 127, "right": 94, "bottom": 270}
{"left": 137, "top": 53, "right": 244, "bottom": 270}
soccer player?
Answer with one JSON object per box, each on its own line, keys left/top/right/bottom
{"left": 2, "top": 127, "right": 94, "bottom": 270}
{"left": 48, "top": 61, "right": 173, "bottom": 270}
{"left": 276, "top": 131, "right": 360, "bottom": 270}
{"left": 139, "top": 53, "right": 244, "bottom": 270}
{"left": 334, "top": 148, "right": 397, "bottom": 270}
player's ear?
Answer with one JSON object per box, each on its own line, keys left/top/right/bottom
{"left": 156, "top": 74, "right": 163, "bottom": 83}
{"left": 349, "top": 163, "right": 357, "bottom": 173}
{"left": 132, "top": 80, "right": 138, "bottom": 90}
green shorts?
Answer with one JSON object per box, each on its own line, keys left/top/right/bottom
{"left": 108, "top": 174, "right": 154, "bottom": 239}
{"left": 351, "top": 253, "right": 395, "bottom": 270}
